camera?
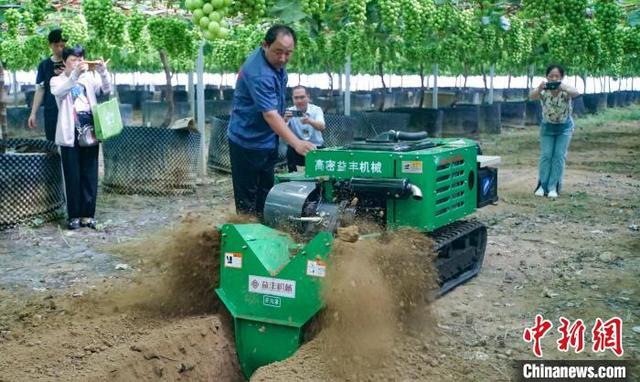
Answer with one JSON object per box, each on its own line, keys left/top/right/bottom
{"left": 292, "top": 110, "right": 305, "bottom": 117}
{"left": 545, "top": 81, "right": 562, "bottom": 90}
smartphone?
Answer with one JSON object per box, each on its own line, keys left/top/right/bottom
{"left": 85, "top": 61, "right": 99, "bottom": 71}
{"left": 292, "top": 110, "right": 305, "bottom": 117}
{"left": 545, "top": 81, "right": 562, "bottom": 90}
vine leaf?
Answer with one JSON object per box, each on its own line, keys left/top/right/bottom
{"left": 268, "top": 0, "right": 307, "bottom": 23}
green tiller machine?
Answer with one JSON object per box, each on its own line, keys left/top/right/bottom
{"left": 216, "top": 130, "right": 500, "bottom": 378}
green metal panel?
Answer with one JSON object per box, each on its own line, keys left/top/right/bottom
{"left": 390, "top": 142, "right": 477, "bottom": 231}
{"left": 274, "top": 172, "right": 312, "bottom": 184}
{"left": 216, "top": 224, "right": 333, "bottom": 378}
{"left": 232, "top": 318, "right": 302, "bottom": 379}
{"left": 305, "top": 149, "right": 396, "bottom": 178}
{"left": 232, "top": 224, "right": 294, "bottom": 276}
{"left": 304, "top": 138, "right": 478, "bottom": 232}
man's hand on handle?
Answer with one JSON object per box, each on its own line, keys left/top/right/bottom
{"left": 293, "top": 139, "right": 316, "bottom": 156}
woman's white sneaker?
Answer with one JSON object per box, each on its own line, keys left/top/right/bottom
{"left": 534, "top": 187, "right": 545, "bottom": 197}
{"left": 547, "top": 190, "right": 558, "bottom": 198}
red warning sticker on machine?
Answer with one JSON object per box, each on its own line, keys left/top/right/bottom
{"left": 224, "top": 252, "right": 242, "bottom": 269}
{"left": 248, "top": 275, "right": 296, "bottom": 298}
{"left": 306, "top": 260, "right": 327, "bottom": 278}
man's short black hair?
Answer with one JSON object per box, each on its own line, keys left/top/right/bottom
{"left": 48, "top": 29, "right": 67, "bottom": 44}
{"left": 264, "top": 24, "right": 296, "bottom": 46}
{"left": 546, "top": 64, "right": 565, "bottom": 78}
{"left": 291, "top": 85, "right": 309, "bottom": 95}
{"left": 62, "top": 45, "right": 85, "bottom": 61}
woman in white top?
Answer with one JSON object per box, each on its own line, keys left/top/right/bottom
{"left": 529, "top": 65, "right": 580, "bottom": 199}
{"left": 50, "top": 45, "right": 111, "bottom": 230}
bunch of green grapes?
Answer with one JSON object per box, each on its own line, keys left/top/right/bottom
{"left": 545, "top": 24, "right": 569, "bottom": 62}
{"left": 300, "top": 0, "right": 325, "bottom": 16}
{"left": 564, "top": 0, "right": 588, "bottom": 24}
{"left": 187, "top": 0, "right": 232, "bottom": 40}
{"left": 82, "top": 0, "right": 125, "bottom": 46}
{"left": 401, "top": 0, "right": 424, "bottom": 39}
{"left": 329, "top": 29, "right": 349, "bottom": 64}
{"left": 594, "top": 0, "right": 622, "bottom": 30}
{"left": 127, "top": 11, "right": 146, "bottom": 46}
{"left": 0, "top": 37, "right": 26, "bottom": 70}
{"left": 3, "top": 9, "right": 21, "bottom": 37}
{"left": 438, "top": 36, "right": 458, "bottom": 65}
{"left": 82, "top": 0, "right": 107, "bottom": 35}
{"left": 348, "top": 0, "right": 367, "bottom": 27}
{"left": 622, "top": 26, "right": 640, "bottom": 56}
{"left": 19, "top": 11, "right": 37, "bottom": 34}
{"left": 503, "top": 16, "right": 529, "bottom": 67}
{"left": 522, "top": 0, "right": 546, "bottom": 18}
{"left": 28, "top": 0, "right": 48, "bottom": 25}
{"left": 593, "top": 0, "right": 623, "bottom": 70}
{"left": 455, "top": 8, "right": 477, "bottom": 55}
{"left": 480, "top": 22, "right": 505, "bottom": 65}
{"left": 318, "top": 0, "right": 327, "bottom": 15}
{"left": 148, "top": 17, "right": 198, "bottom": 62}
{"left": 61, "top": 15, "right": 89, "bottom": 46}
{"left": 431, "top": 1, "right": 454, "bottom": 31}
{"left": 232, "top": 0, "right": 265, "bottom": 24}
{"left": 209, "top": 39, "right": 235, "bottom": 71}
{"left": 23, "top": 34, "right": 47, "bottom": 65}
{"left": 0, "top": 31, "right": 47, "bottom": 71}
{"left": 378, "top": 0, "right": 400, "bottom": 32}
{"left": 574, "top": 20, "right": 601, "bottom": 63}
{"left": 619, "top": 26, "right": 640, "bottom": 75}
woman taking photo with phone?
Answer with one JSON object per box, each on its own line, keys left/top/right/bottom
{"left": 51, "top": 45, "right": 111, "bottom": 230}
{"left": 529, "top": 64, "right": 580, "bottom": 199}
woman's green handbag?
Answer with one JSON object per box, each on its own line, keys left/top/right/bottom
{"left": 92, "top": 98, "right": 123, "bottom": 140}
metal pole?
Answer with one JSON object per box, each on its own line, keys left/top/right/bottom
{"left": 188, "top": 71, "right": 195, "bottom": 118}
{"left": 196, "top": 42, "right": 206, "bottom": 178}
{"left": 432, "top": 63, "right": 438, "bottom": 109}
{"left": 488, "top": 64, "right": 495, "bottom": 105}
{"left": 12, "top": 72, "right": 18, "bottom": 105}
{"left": 345, "top": 55, "right": 351, "bottom": 116}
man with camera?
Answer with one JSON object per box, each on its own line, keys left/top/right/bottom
{"left": 284, "top": 85, "right": 325, "bottom": 172}
{"left": 28, "top": 29, "right": 67, "bottom": 141}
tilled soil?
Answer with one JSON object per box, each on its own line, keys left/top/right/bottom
{"left": 1, "top": 107, "right": 638, "bottom": 381}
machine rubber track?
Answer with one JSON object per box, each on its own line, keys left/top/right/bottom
{"left": 428, "top": 219, "right": 488, "bottom": 296}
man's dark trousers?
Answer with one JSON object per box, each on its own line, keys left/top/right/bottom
{"left": 60, "top": 143, "right": 99, "bottom": 219}
{"left": 229, "top": 139, "right": 279, "bottom": 217}
{"left": 43, "top": 109, "right": 58, "bottom": 142}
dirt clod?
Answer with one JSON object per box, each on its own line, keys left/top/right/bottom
{"left": 336, "top": 225, "right": 359, "bottom": 242}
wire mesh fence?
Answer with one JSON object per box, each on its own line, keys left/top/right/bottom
{"left": 208, "top": 116, "right": 232, "bottom": 172}
{"left": 102, "top": 126, "right": 200, "bottom": 195}
{"left": 354, "top": 111, "right": 412, "bottom": 138}
{"left": 0, "top": 139, "right": 65, "bottom": 229}
{"left": 208, "top": 114, "right": 360, "bottom": 173}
